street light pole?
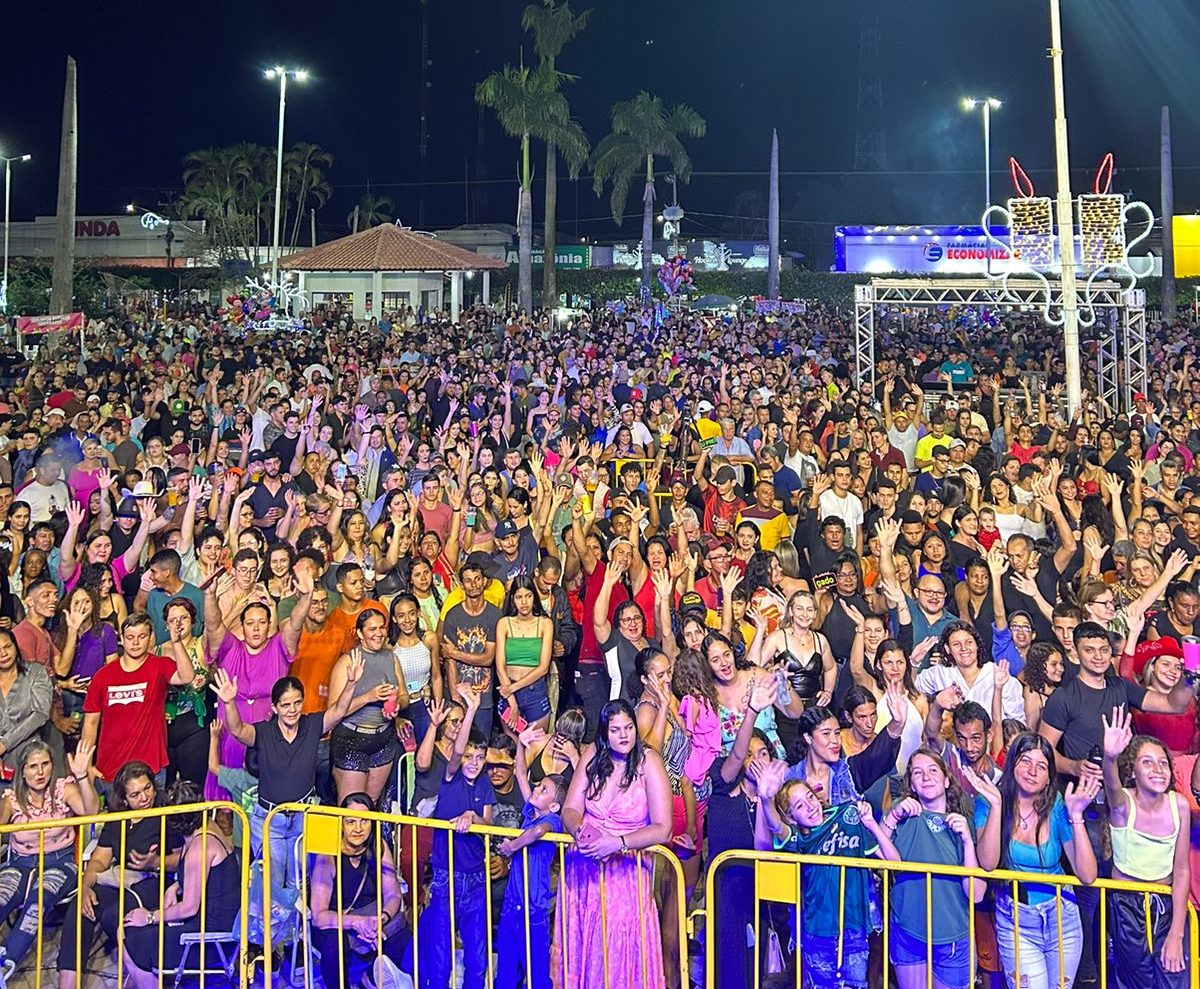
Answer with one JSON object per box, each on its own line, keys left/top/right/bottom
{"left": 1, "top": 152, "right": 32, "bottom": 314}
{"left": 266, "top": 66, "right": 307, "bottom": 291}
{"left": 1048, "top": 0, "right": 1082, "bottom": 416}
{"left": 962, "top": 98, "right": 1001, "bottom": 273}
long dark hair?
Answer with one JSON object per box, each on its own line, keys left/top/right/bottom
{"left": 388, "top": 592, "right": 423, "bottom": 642}
{"left": 502, "top": 575, "right": 546, "bottom": 618}
{"left": 110, "top": 760, "right": 158, "bottom": 812}
{"left": 339, "top": 791, "right": 379, "bottom": 859}
{"left": 742, "top": 551, "right": 779, "bottom": 596}
{"left": 872, "top": 638, "right": 918, "bottom": 700}
{"left": 997, "top": 732, "right": 1058, "bottom": 869}
{"left": 585, "top": 699, "right": 645, "bottom": 799}
{"left": 791, "top": 705, "right": 837, "bottom": 763}
{"left": 671, "top": 648, "right": 721, "bottom": 715}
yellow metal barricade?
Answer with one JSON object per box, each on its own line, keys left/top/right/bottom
{"left": 0, "top": 800, "right": 250, "bottom": 989}
{"left": 703, "top": 848, "right": 1200, "bottom": 989}
{"left": 262, "top": 801, "right": 690, "bottom": 989}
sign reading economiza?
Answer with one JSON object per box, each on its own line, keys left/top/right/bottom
{"left": 833, "top": 224, "right": 1021, "bottom": 274}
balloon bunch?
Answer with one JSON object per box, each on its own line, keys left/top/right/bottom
{"left": 657, "top": 255, "right": 694, "bottom": 297}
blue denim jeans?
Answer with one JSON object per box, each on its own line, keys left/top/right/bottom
{"left": 0, "top": 846, "right": 78, "bottom": 967}
{"left": 994, "top": 893, "right": 1083, "bottom": 989}
{"left": 418, "top": 868, "right": 488, "bottom": 989}
{"left": 249, "top": 800, "right": 308, "bottom": 889}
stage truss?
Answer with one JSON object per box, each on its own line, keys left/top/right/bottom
{"left": 853, "top": 278, "right": 1146, "bottom": 415}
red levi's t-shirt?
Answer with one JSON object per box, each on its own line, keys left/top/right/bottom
{"left": 83, "top": 654, "right": 176, "bottom": 779}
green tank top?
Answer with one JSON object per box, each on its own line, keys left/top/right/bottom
{"left": 505, "top": 618, "right": 543, "bottom": 667}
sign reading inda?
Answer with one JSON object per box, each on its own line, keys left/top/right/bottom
{"left": 75, "top": 220, "right": 121, "bottom": 237}
{"left": 17, "top": 312, "right": 85, "bottom": 335}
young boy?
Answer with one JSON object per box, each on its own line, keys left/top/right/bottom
{"left": 755, "top": 762, "right": 897, "bottom": 989}
{"left": 418, "top": 684, "right": 494, "bottom": 989}
{"left": 493, "top": 726, "right": 566, "bottom": 989}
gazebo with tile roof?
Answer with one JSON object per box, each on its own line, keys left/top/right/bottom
{"left": 278, "top": 222, "right": 505, "bottom": 320}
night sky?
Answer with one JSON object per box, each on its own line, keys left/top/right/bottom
{"left": 4, "top": 0, "right": 1199, "bottom": 265}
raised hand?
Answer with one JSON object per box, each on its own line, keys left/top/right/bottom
{"left": 986, "top": 543, "right": 1009, "bottom": 577}
{"left": 1064, "top": 773, "right": 1101, "bottom": 817}
{"left": 188, "top": 475, "right": 206, "bottom": 503}
{"left": 346, "top": 650, "right": 366, "bottom": 684}
{"left": 1101, "top": 705, "right": 1133, "bottom": 761}
{"left": 960, "top": 765, "right": 1001, "bottom": 806}
{"left": 874, "top": 516, "right": 900, "bottom": 550}
{"left": 67, "top": 740, "right": 96, "bottom": 781}
{"left": 755, "top": 759, "right": 788, "bottom": 801}
{"left": 213, "top": 669, "right": 239, "bottom": 704}
{"left": 65, "top": 499, "right": 86, "bottom": 530}
{"left": 518, "top": 724, "right": 546, "bottom": 749}
{"left": 910, "top": 636, "right": 939, "bottom": 669}
{"left": 993, "top": 659, "right": 1010, "bottom": 691}
{"left": 456, "top": 681, "right": 481, "bottom": 710}
{"left": 428, "top": 698, "right": 449, "bottom": 727}
{"left": 884, "top": 680, "right": 908, "bottom": 729}
{"left": 748, "top": 674, "right": 779, "bottom": 713}
{"left": 934, "top": 684, "right": 964, "bottom": 711}
{"left": 838, "top": 598, "right": 867, "bottom": 630}
{"left": 651, "top": 568, "right": 673, "bottom": 602}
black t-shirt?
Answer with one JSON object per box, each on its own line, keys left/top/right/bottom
{"left": 98, "top": 810, "right": 185, "bottom": 864}
{"left": 706, "top": 765, "right": 757, "bottom": 862}
{"left": 254, "top": 712, "right": 324, "bottom": 804}
{"left": 1001, "top": 556, "right": 1060, "bottom": 642}
{"left": 1040, "top": 674, "right": 1148, "bottom": 765}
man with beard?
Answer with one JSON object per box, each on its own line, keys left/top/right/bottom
{"left": 248, "top": 449, "right": 294, "bottom": 537}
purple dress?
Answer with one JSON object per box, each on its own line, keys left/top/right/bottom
{"left": 552, "top": 764, "right": 666, "bottom": 989}
{"left": 204, "top": 633, "right": 292, "bottom": 801}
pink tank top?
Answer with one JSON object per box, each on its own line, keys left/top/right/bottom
{"left": 8, "top": 778, "right": 76, "bottom": 856}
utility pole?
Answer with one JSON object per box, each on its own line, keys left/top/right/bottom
{"left": 50, "top": 56, "right": 78, "bottom": 315}
{"left": 1161, "top": 105, "right": 1176, "bottom": 323}
{"left": 1048, "top": 0, "right": 1082, "bottom": 416}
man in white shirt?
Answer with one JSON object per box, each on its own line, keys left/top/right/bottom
{"left": 19, "top": 454, "right": 71, "bottom": 523}
{"left": 816, "top": 460, "right": 864, "bottom": 549}
{"left": 607, "top": 403, "right": 654, "bottom": 450}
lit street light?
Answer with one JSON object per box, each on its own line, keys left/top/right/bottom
{"left": 265, "top": 66, "right": 308, "bottom": 292}
{"left": 1, "top": 151, "right": 32, "bottom": 314}
{"left": 955, "top": 97, "right": 1003, "bottom": 223}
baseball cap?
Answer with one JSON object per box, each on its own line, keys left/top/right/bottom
{"left": 485, "top": 747, "right": 515, "bottom": 767}
{"left": 714, "top": 465, "right": 737, "bottom": 485}
{"left": 86, "top": 394, "right": 101, "bottom": 404}
{"left": 42, "top": 407, "right": 65, "bottom": 419}
{"left": 495, "top": 519, "right": 519, "bottom": 539}
{"left": 678, "top": 591, "right": 707, "bottom": 615}
{"left": 168, "top": 443, "right": 191, "bottom": 457}
{"left": 696, "top": 400, "right": 715, "bottom": 414}
{"left": 620, "top": 403, "right": 634, "bottom": 414}
{"left": 949, "top": 438, "right": 966, "bottom": 450}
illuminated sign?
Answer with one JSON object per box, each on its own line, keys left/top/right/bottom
{"left": 75, "top": 219, "right": 121, "bottom": 237}
{"left": 833, "top": 225, "right": 1014, "bottom": 274}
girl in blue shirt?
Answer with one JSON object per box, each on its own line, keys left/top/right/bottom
{"left": 969, "top": 732, "right": 1100, "bottom": 989}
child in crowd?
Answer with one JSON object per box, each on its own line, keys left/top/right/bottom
{"left": 492, "top": 725, "right": 567, "bottom": 989}
{"left": 755, "top": 760, "right": 896, "bottom": 989}
{"left": 418, "top": 684, "right": 494, "bottom": 989}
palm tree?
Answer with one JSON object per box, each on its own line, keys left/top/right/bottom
{"left": 591, "top": 92, "right": 706, "bottom": 298}
{"left": 522, "top": 0, "right": 591, "bottom": 307}
{"left": 477, "top": 63, "right": 588, "bottom": 313}
{"left": 348, "top": 192, "right": 394, "bottom": 233}
{"left": 284, "top": 143, "right": 334, "bottom": 248}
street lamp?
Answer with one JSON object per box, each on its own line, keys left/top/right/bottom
{"left": 1, "top": 151, "right": 32, "bottom": 314}
{"left": 960, "top": 96, "right": 998, "bottom": 219}
{"left": 265, "top": 66, "right": 308, "bottom": 291}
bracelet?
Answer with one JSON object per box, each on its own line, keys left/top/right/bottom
{"left": 1069, "top": 817, "right": 1085, "bottom": 825}
{"left": 380, "top": 911, "right": 393, "bottom": 926}
{"left": 620, "top": 835, "right": 629, "bottom": 854}
{"left": 73, "top": 774, "right": 88, "bottom": 782}
{"left": 747, "top": 705, "right": 761, "bottom": 715}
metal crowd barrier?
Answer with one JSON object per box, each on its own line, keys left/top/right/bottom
{"left": 0, "top": 800, "right": 251, "bottom": 989}
{"left": 702, "top": 848, "right": 1200, "bottom": 989}
{"left": 261, "top": 801, "right": 690, "bottom": 989}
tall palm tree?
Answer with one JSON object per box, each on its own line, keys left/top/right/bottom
{"left": 348, "top": 192, "right": 394, "bottom": 232}
{"left": 477, "top": 63, "right": 588, "bottom": 313}
{"left": 591, "top": 92, "right": 706, "bottom": 298}
{"left": 522, "top": 0, "right": 591, "bottom": 307}
{"left": 284, "top": 143, "right": 334, "bottom": 248}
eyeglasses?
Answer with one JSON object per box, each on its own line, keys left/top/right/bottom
{"left": 917, "top": 588, "right": 946, "bottom": 597}
{"left": 1010, "top": 623, "right": 1033, "bottom": 632}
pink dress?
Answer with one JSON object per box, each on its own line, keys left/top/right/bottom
{"left": 204, "top": 633, "right": 292, "bottom": 801}
{"left": 552, "top": 764, "right": 665, "bottom": 989}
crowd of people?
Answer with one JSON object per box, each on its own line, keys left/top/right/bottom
{"left": 0, "top": 296, "right": 1197, "bottom": 989}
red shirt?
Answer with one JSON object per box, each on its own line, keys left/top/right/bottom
{"left": 579, "top": 561, "right": 628, "bottom": 665}
{"left": 83, "top": 654, "right": 176, "bottom": 779}
{"left": 701, "top": 487, "right": 746, "bottom": 536}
